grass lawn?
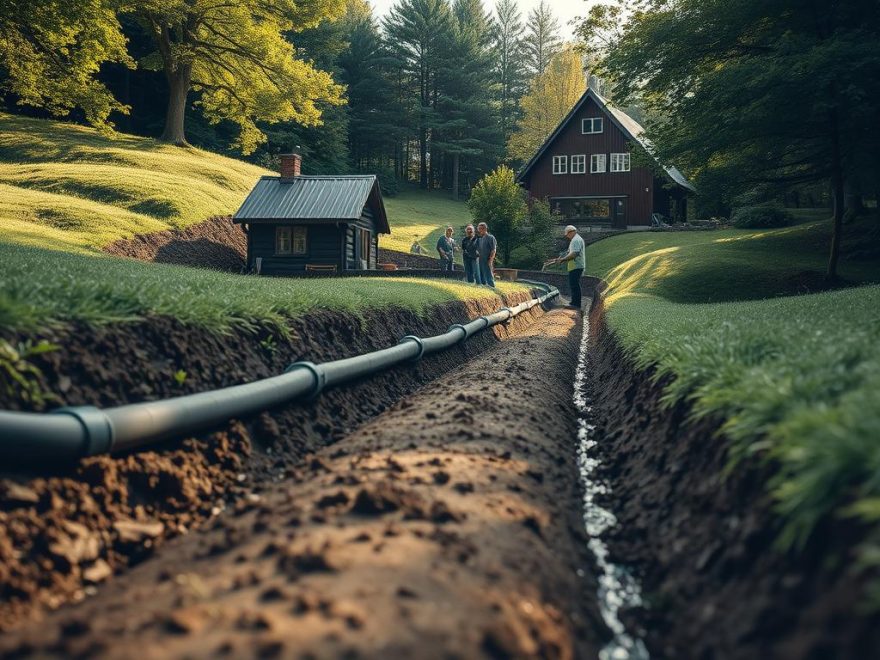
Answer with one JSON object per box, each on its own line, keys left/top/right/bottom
{"left": 0, "top": 113, "right": 270, "bottom": 252}
{"left": 0, "top": 242, "right": 527, "bottom": 336}
{"left": 586, "top": 215, "right": 880, "bottom": 583}
{"left": 381, "top": 188, "right": 473, "bottom": 258}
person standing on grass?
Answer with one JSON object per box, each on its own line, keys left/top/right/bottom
{"left": 437, "top": 226, "right": 456, "bottom": 272}
{"left": 460, "top": 224, "right": 481, "bottom": 284}
{"left": 476, "top": 222, "right": 496, "bottom": 287}
{"left": 546, "top": 225, "right": 585, "bottom": 310}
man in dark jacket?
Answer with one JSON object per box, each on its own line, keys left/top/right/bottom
{"left": 436, "top": 226, "right": 455, "bottom": 272}
{"left": 460, "top": 224, "right": 480, "bottom": 283}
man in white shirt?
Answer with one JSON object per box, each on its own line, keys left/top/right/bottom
{"left": 546, "top": 225, "right": 585, "bottom": 310}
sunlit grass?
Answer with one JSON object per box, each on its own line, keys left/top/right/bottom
{"left": 587, "top": 214, "right": 880, "bottom": 581}
{"left": 381, "top": 189, "right": 472, "bottom": 256}
{"left": 0, "top": 243, "right": 527, "bottom": 335}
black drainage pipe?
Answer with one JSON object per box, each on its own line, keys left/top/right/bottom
{"left": 0, "top": 288, "right": 558, "bottom": 461}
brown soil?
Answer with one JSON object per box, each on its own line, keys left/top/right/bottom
{"left": 377, "top": 247, "right": 440, "bottom": 269}
{"left": 585, "top": 304, "right": 880, "bottom": 659}
{"left": 104, "top": 216, "right": 247, "bottom": 272}
{"left": 0, "top": 290, "right": 541, "bottom": 631}
{"left": 0, "top": 309, "right": 611, "bottom": 659}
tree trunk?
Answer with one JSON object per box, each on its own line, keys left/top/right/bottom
{"left": 419, "top": 125, "right": 428, "bottom": 189}
{"left": 160, "top": 64, "right": 192, "bottom": 146}
{"left": 452, "top": 153, "right": 460, "bottom": 201}
{"left": 827, "top": 114, "right": 845, "bottom": 282}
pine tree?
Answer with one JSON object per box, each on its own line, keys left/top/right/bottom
{"left": 491, "top": 0, "right": 528, "bottom": 147}
{"left": 522, "top": 0, "right": 562, "bottom": 78}
{"left": 434, "top": 0, "right": 501, "bottom": 198}
{"left": 383, "top": 0, "right": 454, "bottom": 188}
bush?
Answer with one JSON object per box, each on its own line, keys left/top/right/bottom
{"left": 731, "top": 204, "right": 793, "bottom": 228}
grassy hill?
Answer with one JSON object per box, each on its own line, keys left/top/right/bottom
{"left": 586, "top": 217, "right": 880, "bottom": 585}
{"left": 0, "top": 113, "right": 270, "bottom": 252}
{"left": 0, "top": 114, "right": 524, "bottom": 332}
{"left": 0, "top": 113, "right": 468, "bottom": 256}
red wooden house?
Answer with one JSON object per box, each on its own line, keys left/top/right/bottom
{"left": 517, "top": 88, "right": 695, "bottom": 230}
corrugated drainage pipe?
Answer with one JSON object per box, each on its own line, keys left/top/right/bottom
{"left": 0, "top": 287, "right": 558, "bottom": 461}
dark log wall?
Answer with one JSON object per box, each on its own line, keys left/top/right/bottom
{"left": 249, "top": 223, "right": 343, "bottom": 275}
{"left": 522, "top": 96, "right": 656, "bottom": 226}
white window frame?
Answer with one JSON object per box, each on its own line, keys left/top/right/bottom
{"left": 610, "top": 153, "right": 631, "bottom": 173}
{"left": 552, "top": 155, "right": 568, "bottom": 175}
{"left": 582, "top": 117, "right": 604, "bottom": 134}
{"left": 590, "top": 154, "right": 607, "bottom": 174}
{"left": 276, "top": 225, "right": 307, "bottom": 255}
{"left": 291, "top": 226, "right": 307, "bottom": 254}
{"left": 571, "top": 154, "right": 587, "bottom": 174}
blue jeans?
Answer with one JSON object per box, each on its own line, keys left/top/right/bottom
{"left": 463, "top": 258, "right": 480, "bottom": 283}
{"left": 441, "top": 257, "right": 454, "bottom": 272}
{"left": 478, "top": 259, "right": 495, "bottom": 287}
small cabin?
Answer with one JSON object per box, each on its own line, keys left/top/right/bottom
{"left": 233, "top": 154, "right": 390, "bottom": 275}
{"left": 517, "top": 88, "right": 695, "bottom": 230}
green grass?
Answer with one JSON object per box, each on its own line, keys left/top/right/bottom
{"left": 587, "top": 215, "right": 880, "bottom": 589}
{"left": 0, "top": 113, "right": 270, "bottom": 252}
{"left": 0, "top": 242, "right": 527, "bottom": 335}
{"left": 381, "top": 188, "right": 473, "bottom": 257}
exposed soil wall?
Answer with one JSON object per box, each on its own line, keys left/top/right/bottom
{"left": 585, "top": 303, "right": 880, "bottom": 659}
{"left": 0, "top": 309, "right": 612, "bottom": 659}
{"left": 0, "top": 290, "right": 542, "bottom": 631}
{"left": 104, "top": 216, "right": 246, "bottom": 272}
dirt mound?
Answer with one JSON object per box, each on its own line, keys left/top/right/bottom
{"left": 0, "top": 290, "right": 541, "bottom": 630}
{"left": 104, "top": 216, "right": 246, "bottom": 272}
{"left": 585, "top": 305, "right": 880, "bottom": 658}
{"left": 0, "top": 310, "right": 611, "bottom": 659}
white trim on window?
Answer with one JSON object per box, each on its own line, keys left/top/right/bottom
{"left": 552, "top": 155, "right": 568, "bottom": 175}
{"left": 292, "top": 226, "right": 307, "bottom": 254}
{"left": 590, "top": 154, "right": 607, "bottom": 174}
{"left": 610, "top": 153, "right": 631, "bottom": 172}
{"left": 571, "top": 154, "right": 587, "bottom": 174}
{"left": 582, "top": 117, "right": 604, "bottom": 134}
{"left": 275, "top": 226, "right": 292, "bottom": 255}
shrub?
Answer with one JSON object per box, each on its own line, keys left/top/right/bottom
{"left": 731, "top": 204, "right": 793, "bottom": 228}
{"left": 467, "top": 165, "right": 527, "bottom": 264}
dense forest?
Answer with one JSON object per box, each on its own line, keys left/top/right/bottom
{"left": 0, "top": 0, "right": 578, "bottom": 198}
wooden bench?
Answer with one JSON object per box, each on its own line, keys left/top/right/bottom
{"left": 305, "top": 264, "right": 338, "bottom": 273}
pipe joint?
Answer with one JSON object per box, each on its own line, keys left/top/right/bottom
{"left": 399, "top": 335, "right": 425, "bottom": 361}
{"left": 285, "top": 361, "right": 325, "bottom": 398}
{"left": 446, "top": 324, "right": 468, "bottom": 343}
{"left": 52, "top": 406, "right": 114, "bottom": 456}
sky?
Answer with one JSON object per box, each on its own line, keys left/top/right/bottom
{"left": 368, "top": 0, "right": 595, "bottom": 40}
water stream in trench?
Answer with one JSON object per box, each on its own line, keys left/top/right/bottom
{"left": 574, "top": 318, "right": 650, "bottom": 660}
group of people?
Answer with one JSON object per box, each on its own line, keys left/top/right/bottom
{"left": 431, "top": 221, "right": 585, "bottom": 310}
{"left": 435, "top": 222, "right": 498, "bottom": 287}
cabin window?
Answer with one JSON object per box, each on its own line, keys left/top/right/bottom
{"left": 582, "top": 118, "right": 604, "bottom": 134}
{"left": 571, "top": 155, "right": 587, "bottom": 174}
{"left": 275, "top": 226, "right": 307, "bottom": 255}
{"left": 610, "top": 153, "right": 631, "bottom": 172}
{"left": 591, "top": 154, "right": 607, "bottom": 173}
{"left": 552, "top": 155, "right": 568, "bottom": 175}
{"left": 552, "top": 197, "right": 612, "bottom": 222}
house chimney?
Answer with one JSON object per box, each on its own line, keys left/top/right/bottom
{"left": 279, "top": 153, "right": 302, "bottom": 180}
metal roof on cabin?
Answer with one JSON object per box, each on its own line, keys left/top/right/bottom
{"left": 233, "top": 175, "right": 382, "bottom": 223}
{"left": 517, "top": 88, "right": 696, "bottom": 193}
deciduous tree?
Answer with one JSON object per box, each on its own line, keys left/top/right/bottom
{"left": 507, "top": 46, "right": 585, "bottom": 163}
{"left": 467, "top": 164, "right": 526, "bottom": 264}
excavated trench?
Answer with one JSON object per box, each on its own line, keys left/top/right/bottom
{"left": 0, "top": 290, "right": 544, "bottom": 631}
{"left": 1, "top": 308, "right": 618, "bottom": 659}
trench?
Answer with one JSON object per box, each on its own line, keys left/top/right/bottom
{"left": 574, "top": 315, "right": 649, "bottom": 660}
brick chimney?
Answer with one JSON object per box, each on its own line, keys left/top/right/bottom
{"left": 279, "top": 153, "right": 302, "bottom": 180}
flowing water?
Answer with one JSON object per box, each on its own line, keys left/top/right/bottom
{"left": 574, "top": 318, "right": 650, "bottom": 660}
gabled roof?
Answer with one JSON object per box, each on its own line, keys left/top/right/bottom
{"left": 233, "top": 175, "right": 390, "bottom": 233}
{"left": 516, "top": 88, "right": 696, "bottom": 193}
